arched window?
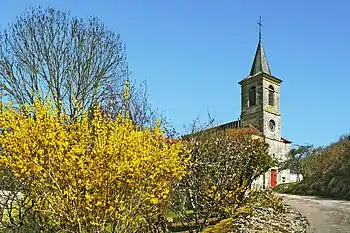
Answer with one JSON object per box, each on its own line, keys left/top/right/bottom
{"left": 268, "top": 85, "right": 274, "bottom": 106}
{"left": 249, "top": 86, "right": 256, "bottom": 107}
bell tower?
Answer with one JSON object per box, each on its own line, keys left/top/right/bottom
{"left": 239, "top": 17, "right": 283, "bottom": 141}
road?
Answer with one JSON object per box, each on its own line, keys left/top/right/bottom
{"left": 279, "top": 194, "right": 350, "bottom": 233}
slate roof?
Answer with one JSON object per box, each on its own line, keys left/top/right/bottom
{"left": 249, "top": 40, "right": 271, "bottom": 76}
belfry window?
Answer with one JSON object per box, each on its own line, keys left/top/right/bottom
{"left": 249, "top": 86, "right": 256, "bottom": 107}
{"left": 268, "top": 85, "right": 274, "bottom": 106}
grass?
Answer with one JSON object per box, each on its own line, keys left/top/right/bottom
{"left": 272, "top": 182, "right": 299, "bottom": 194}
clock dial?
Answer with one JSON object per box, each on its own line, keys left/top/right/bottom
{"left": 269, "top": 119, "right": 276, "bottom": 132}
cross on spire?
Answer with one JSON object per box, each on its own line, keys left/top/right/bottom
{"left": 257, "top": 16, "right": 263, "bottom": 42}
{"left": 249, "top": 16, "right": 271, "bottom": 76}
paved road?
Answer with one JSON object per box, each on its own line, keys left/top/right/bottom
{"left": 279, "top": 194, "right": 350, "bottom": 233}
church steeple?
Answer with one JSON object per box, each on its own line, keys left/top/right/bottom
{"left": 249, "top": 17, "right": 271, "bottom": 76}
{"left": 249, "top": 41, "right": 271, "bottom": 76}
{"left": 240, "top": 16, "right": 282, "bottom": 138}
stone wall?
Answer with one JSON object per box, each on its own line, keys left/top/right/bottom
{"left": 262, "top": 78, "right": 281, "bottom": 113}
{"left": 251, "top": 138, "right": 291, "bottom": 189}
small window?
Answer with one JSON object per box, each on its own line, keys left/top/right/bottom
{"left": 268, "top": 85, "right": 274, "bottom": 106}
{"left": 282, "top": 177, "right": 286, "bottom": 183}
{"left": 249, "top": 86, "right": 256, "bottom": 107}
{"left": 269, "top": 120, "right": 276, "bottom": 132}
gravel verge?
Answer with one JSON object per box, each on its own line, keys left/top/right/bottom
{"left": 229, "top": 205, "right": 309, "bottom": 233}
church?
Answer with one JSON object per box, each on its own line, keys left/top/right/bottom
{"left": 206, "top": 20, "right": 293, "bottom": 189}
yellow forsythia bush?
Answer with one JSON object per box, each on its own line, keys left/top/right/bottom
{"left": 0, "top": 99, "right": 190, "bottom": 232}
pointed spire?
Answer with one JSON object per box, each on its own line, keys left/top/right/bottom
{"left": 249, "top": 17, "right": 271, "bottom": 76}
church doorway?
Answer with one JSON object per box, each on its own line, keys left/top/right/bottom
{"left": 270, "top": 169, "right": 277, "bottom": 188}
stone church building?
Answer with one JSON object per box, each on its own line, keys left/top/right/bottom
{"left": 240, "top": 35, "right": 292, "bottom": 189}
{"left": 208, "top": 31, "right": 293, "bottom": 189}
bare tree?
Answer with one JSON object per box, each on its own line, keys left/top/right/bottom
{"left": 0, "top": 6, "right": 173, "bottom": 134}
{"left": 279, "top": 144, "right": 314, "bottom": 182}
{"left": 102, "top": 78, "right": 176, "bottom": 136}
{"left": 0, "top": 6, "right": 128, "bottom": 119}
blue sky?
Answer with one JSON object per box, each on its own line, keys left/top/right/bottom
{"left": 0, "top": 0, "right": 349, "bottom": 147}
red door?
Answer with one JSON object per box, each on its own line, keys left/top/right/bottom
{"left": 270, "top": 169, "right": 277, "bottom": 188}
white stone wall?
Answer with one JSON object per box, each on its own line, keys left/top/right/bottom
{"left": 266, "top": 138, "right": 291, "bottom": 162}
{"left": 262, "top": 112, "right": 281, "bottom": 140}
{"left": 250, "top": 138, "right": 291, "bottom": 189}
{"left": 289, "top": 173, "right": 303, "bottom": 183}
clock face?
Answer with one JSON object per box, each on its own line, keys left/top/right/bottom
{"left": 269, "top": 119, "right": 276, "bottom": 132}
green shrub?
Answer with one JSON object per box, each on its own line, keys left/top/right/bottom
{"left": 273, "top": 182, "right": 299, "bottom": 194}
{"left": 202, "top": 218, "right": 237, "bottom": 233}
{"left": 203, "top": 190, "right": 286, "bottom": 232}
{"left": 298, "top": 136, "right": 350, "bottom": 199}
{"left": 202, "top": 206, "right": 253, "bottom": 233}
{"left": 245, "top": 189, "right": 286, "bottom": 213}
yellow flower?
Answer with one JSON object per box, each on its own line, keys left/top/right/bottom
{"left": 0, "top": 97, "right": 190, "bottom": 231}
